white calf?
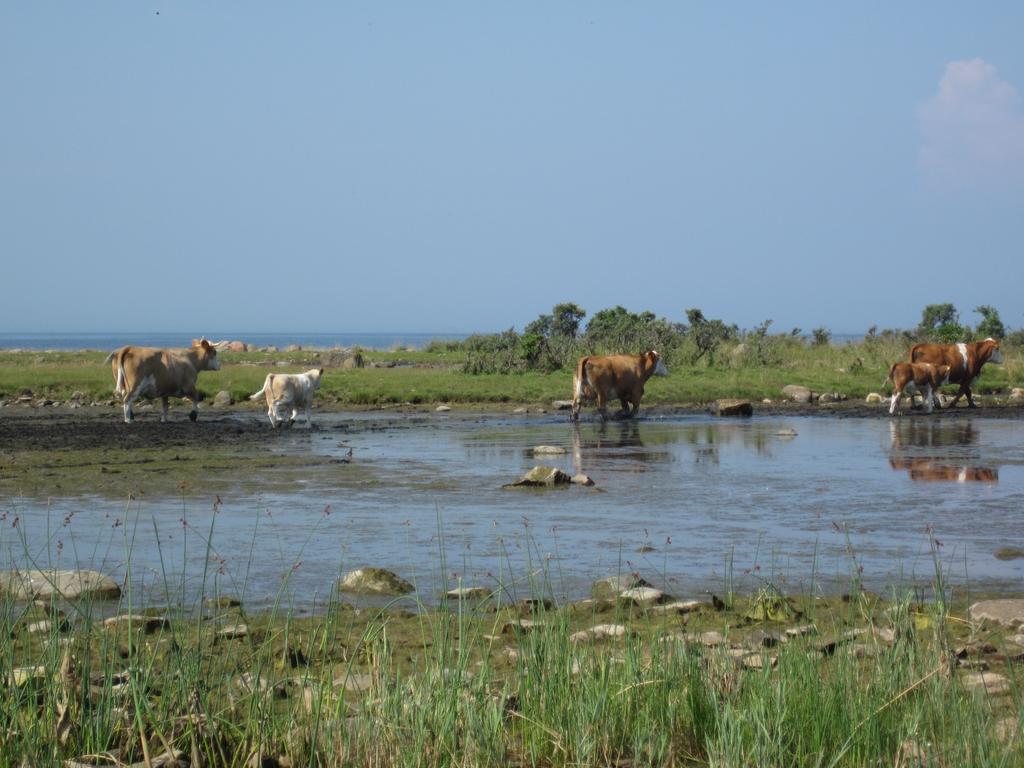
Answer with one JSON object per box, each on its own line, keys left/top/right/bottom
{"left": 250, "top": 368, "right": 324, "bottom": 427}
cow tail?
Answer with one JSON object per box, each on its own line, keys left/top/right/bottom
{"left": 250, "top": 375, "right": 272, "bottom": 401}
{"left": 573, "top": 356, "right": 589, "bottom": 401}
{"left": 112, "top": 348, "right": 127, "bottom": 397}
{"left": 885, "top": 362, "right": 897, "bottom": 390}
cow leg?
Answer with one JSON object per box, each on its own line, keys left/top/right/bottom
{"left": 123, "top": 397, "right": 134, "bottom": 424}
{"left": 570, "top": 400, "right": 580, "bottom": 422}
{"left": 186, "top": 395, "right": 199, "bottom": 422}
{"left": 889, "top": 388, "right": 901, "bottom": 415}
{"left": 965, "top": 385, "right": 977, "bottom": 408}
{"left": 289, "top": 407, "right": 298, "bottom": 426}
{"left": 305, "top": 404, "right": 312, "bottom": 427}
{"left": 946, "top": 389, "right": 964, "bottom": 409}
{"left": 619, "top": 396, "right": 631, "bottom": 416}
{"left": 596, "top": 391, "right": 608, "bottom": 421}
{"left": 160, "top": 397, "right": 170, "bottom": 423}
{"left": 267, "top": 405, "right": 278, "bottom": 427}
{"left": 924, "top": 385, "right": 934, "bottom": 414}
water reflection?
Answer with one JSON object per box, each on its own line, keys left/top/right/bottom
{"left": 888, "top": 419, "right": 998, "bottom": 483}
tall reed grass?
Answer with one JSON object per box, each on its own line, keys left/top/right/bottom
{"left": 1, "top": 510, "right": 1022, "bottom": 767}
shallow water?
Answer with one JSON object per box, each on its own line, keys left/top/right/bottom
{"left": 4, "top": 413, "right": 1024, "bottom": 609}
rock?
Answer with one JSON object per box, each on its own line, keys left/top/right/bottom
{"left": 994, "top": 547, "right": 1024, "bottom": 561}
{"left": 213, "top": 390, "right": 233, "bottom": 407}
{"left": 865, "top": 392, "right": 884, "bottom": 404}
{"left": 435, "top": 405, "right": 451, "bottom": 412}
{"left": 571, "top": 473, "right": 595, "bottom": 486}
{"left": 570, "top": 624, "right": 628, "bottom": 643}
{"left": 0, "top": 569, "right": 120, "bottom": 601}
{"left": 747, "top": 629, "right": 782, "bottom": 648}
{"left": 761, "top": 398, "right": 772, "bottom": 404}
{"left": 205, "top": 596, "right": 242, "bottom": 609}
{"left": 26, "top": 619, "right": 68, "bottom": 634}
{"left": 218, "top": 623, "right": 249, "bottom": 640}
{"left": 649, "top": 600, "right": 704, "bottom": 615}
{"left": 512, "top": 407, "right": 527, "bottom": 414}
{"left": 102, "top": 614, "right": 169, "bottom": 633}
{"left": 334, "top": 672, "right": 375, "bottom": 693}
{"left": 6, "top": 666, "right": 46, "bottom": 687}
{"left": 224, "top": 341, "right": 248, "bottom": 352}
{"left": 619, "top": 587, "right": 671, "bottom": 607}
{"left": 591, "top": 574, "right": 651, "bottom": 600}
{"left": 711, "top": 399, "right": 752, "bottom": 417}
{"left": 340, "top": 353, "right": 364, "bottom": 370}
{"left": 505, "top": 466, "right": 572, "bottom": 488}
{"left": 817, "top": 392, "right": 847, "bottom": 404}
{"left": 445, "top": 587, "right": 490, "bottom": 601}
{"left": 551, "top": 400, "right": 574, "bottom": 410}
{"left": 502, "top": 619, "right": 541, "bottom": 634}
{"left": 339, "top": 567, "right": 414, "bottom": 596}
{"left": 995, "top": 716, "right": 1020, "bottom": 744}
{"left": 784, "top": 624, "right": 816, "bottom": 638}
{"left": 969, "top": 599, "right": 1024, "bottom": 628}
{"left": 782, "top": 385, "right": 813, "bottom": 403}
{"left": 532, "top": 445, "right": 567, "bottom": 455}
{"left": 776, "top": 428, "right": 798, "bottom": 438}
{"left": 285, "top": 344, "right": 302, "bottom": 352}
{"left": 689, "top": 630, "right": 726, "bottom": 647}
{"left": 1011, "top": 388, "right": 1024, "bottom": 400}
{"left": 962, "top": 671, "right": 1012, "bottom": 696}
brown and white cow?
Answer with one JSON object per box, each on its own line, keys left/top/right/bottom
{"left": 887, "top": 361, "right": 950, "bottom": 415}
{"left": 249, "top": 368, "right": 323, "bottom": 427}
{"left": 909, "top": 338, "right": 1003, "bottom": 409}
{"left": 104, "top": 339, "right": 222, "bottom": 423}
{"left": 570, "top": 351, "right": 668, "bottom": 421}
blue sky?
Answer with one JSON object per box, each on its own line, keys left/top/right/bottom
{"left": 2, "top": 3, "right": 1022, "bottom": 335}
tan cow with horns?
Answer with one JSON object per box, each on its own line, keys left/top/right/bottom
{"left": 105, "top": 339, "right": 222, "bottom": 423}
{"left": 570, "top": 351, "right": 668, "bottom": 421}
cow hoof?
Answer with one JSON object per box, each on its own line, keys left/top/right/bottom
{"left": 189, "top": 411, "right": 198, "bottom": 422}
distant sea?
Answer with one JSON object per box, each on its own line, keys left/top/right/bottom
{"left": 0, "top": 332, "right": 468, "bottom": 351}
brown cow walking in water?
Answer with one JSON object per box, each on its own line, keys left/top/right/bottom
{"left": 909, "top": 338, "right": 1003, "bottom": 409}
{"left": 570, "top": 351, "right": 668, "bottom": 422}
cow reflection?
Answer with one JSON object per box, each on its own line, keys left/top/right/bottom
{"left": 888, "top": 420, "right": 997, "bottom": 484}
{"left": 571, "top": 421, "right": 657, "bottom": 475}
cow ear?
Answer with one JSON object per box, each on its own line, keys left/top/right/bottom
{"left": 201, "top": 339, "right": 211, "bottom": 349}
{"left": 319, "top": 368, "right": 324, "bottom": 376}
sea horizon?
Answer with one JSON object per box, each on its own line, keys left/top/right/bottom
{"left": 0, "top": 331, "right": 470, "bottom": 352}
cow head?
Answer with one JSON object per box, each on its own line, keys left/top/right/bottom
{"left": 647, "top": 351, "right": 669, "bottom": 377}
{"left": 308, "top": 368, "right": 324, "bottom": 389}
{"left": 980, "top": 338, "right": 1003, "bottom": 364}
{"left": 193, "top": 338, "right": 222, "bottom": 371}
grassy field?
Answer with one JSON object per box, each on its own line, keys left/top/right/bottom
{"left": 1, "top": 339, "right": 1022, "bottom": 408}
{"left": 2, "top": 562, "right": 1022, "bottom": 767}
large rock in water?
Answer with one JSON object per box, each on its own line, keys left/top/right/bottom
{"left": 339, "top": 567, "right": 414, "bottom": 596}
{"left": 711, "top": 399, "right": 752, "bottom": 417}
{"left": 213, "top": 390, "right": 233, "bottom": 407}
{"left": 505, "top": 466, "right": 572, "bottom": 488}
{"left": 781, "top": 385, "right": 814, "bottom": 403}
{"left": 0, "top": 569, "right": 121, "bottom": 600}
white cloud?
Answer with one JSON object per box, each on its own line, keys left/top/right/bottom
{"left": 918, "top": 58, "right": 1024, "bottom": 188}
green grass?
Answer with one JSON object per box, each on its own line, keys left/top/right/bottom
{"left": 3, "top": 561, "right": 1022, "bottom": 767}
{"left": 1, "top": 339, "right": 1021, "bottom": 408}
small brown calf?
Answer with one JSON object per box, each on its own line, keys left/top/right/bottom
{"left": 888, "top": 362, "right": 950, "bottom": 415}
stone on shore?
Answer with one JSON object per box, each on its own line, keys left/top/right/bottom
{"left": 571, "top": 473, "right": 595, "bottom": 486}
{"left": 0, "top": 569, "right": 121, "bottom": 601}
{"left": 213, "top": 390, "right": 233, "bottom": 407}
{"left": 865, "top": 392, "right": 885, "bottom": 404}
{"left": 782, "top": 385, "right": 814, "bottom": 403}
{"left": 619, "top": 587, "right": 672, "bottom": 606}
{"left": 711, "top": 399, "right": 753, "bottom": 417}
{"left": 969, "top": 599, "right": 1024, "bottom": 628}
{"left": 551, "top": 400, "right": 574, "bottom": 410}
{"left": 591, "top": 574, "right": 652, "bottom": 600}
{"left": 339, "top": 567, "right": 415, "bottom": 596}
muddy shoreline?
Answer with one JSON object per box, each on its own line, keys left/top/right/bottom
{"left": 3, "top": 399, "right": 1024, "bottom": 453}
